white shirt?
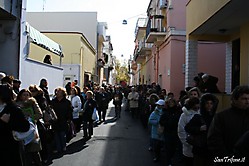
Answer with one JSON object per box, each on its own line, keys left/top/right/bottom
{"left": 71, "top": 95, "right": 82, "bottom": 119}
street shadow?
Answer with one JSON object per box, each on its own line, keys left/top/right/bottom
{"left": 46, "top": 138, "right": 88, "bottom": 165}
{"left": 65, "top": 138, "right": 89, "bottom": 155}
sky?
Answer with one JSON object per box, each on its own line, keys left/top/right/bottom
{"left": 26, "top": 0, "right": 151, "bottom": 61}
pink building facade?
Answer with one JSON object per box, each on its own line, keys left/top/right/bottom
{"left": 133, "top": 0, "right": 225, "bottom": 98}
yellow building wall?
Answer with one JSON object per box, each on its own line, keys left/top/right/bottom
{"left": 81, "top": 36, "right": 96, "bottom": 77}
{"left": 29, "top": 33, "right": 96, "bottom": 89}
{"left": 240, "top": 23, "right": 249, "bottom": 85}
{"left": 29, "top": 44, "right": 61, "bottom": 64}
{"left": 186, "top": 0, "right": 230, "bottom": 35}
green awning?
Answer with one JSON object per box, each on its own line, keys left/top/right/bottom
{"left": 26, "top": 22, "right": 63, "bottom": 56}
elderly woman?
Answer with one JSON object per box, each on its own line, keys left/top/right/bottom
{"left": 0, "top": 84, "right": 30, "bottom": 166}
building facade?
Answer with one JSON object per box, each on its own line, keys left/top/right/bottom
{"left": 0, "top": 0, "right": 64, "bottom": 93}
{"left": 134, "top": 0, "right": 226, "bottom": 98}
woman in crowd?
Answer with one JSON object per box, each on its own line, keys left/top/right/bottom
{"left": 71, "top": 87, "right": 82, "bottom": 133}
{"left": 16, "top": 89, "right": 43, "bottom": 166}
{"left": 0, "top": 84, "right": 30, "bottom": 166}
{"left": 148, "top": 99, "right": 165, "bottom": 162}
{"left": 160, "top": 98, "right": 182, "bottom": 166}
{"left": 188, "top": 87, "right": 202, "bottom": 99}
{"left": 185, "top": 93, "right": 218, "bottom": 166}
{"left": 82, "top": 90, "right": 97, "bottom": 140}
{"left": 29, "top": 84, "right": 52, "bottom": 163}
{"left": 178, "top": 97, "right": 200, "bottom": 166}
{"left": 51, "top": 87, "right": 73, "bottom": 153}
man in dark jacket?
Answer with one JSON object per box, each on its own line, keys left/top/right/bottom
{"left": 95, "top": 87, "right": 109, "bottom": 122}
{"left": 112, "top": 86, "right": 123, "bottom": 118}
{"left": 208, "top": 85, "right": 249, "bottom": 163}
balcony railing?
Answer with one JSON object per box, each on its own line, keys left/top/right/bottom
{"left": 145, "top": 17, "right": 167, "bottom": 43}
{"left": 138, "top": 38, "right": 153, "bottom": 55}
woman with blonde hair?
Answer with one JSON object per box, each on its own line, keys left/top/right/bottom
{"left": 51, "top": 87, "right": 73, "bottom": 153}
{"left": 16, "top": 89, "right": 43, "bottom": 166}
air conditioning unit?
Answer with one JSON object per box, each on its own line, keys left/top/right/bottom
{"left": 159, "top": 0, "right": 167, "bottom": 9}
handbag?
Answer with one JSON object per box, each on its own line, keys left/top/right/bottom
{"left": 157, "top": 124, "right": 164, "bottom": 135}
{"left": 44, "top": 106, "right": 57, "bottom": 124}
{"left": 92, "top": 108, "right": 99, "bottom": 121}
{"left": 12, "top": 121, "right": 39, "bottom": 145}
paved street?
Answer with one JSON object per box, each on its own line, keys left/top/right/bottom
{"left": 47, "top": 101, "right": 165, "bottom": 166}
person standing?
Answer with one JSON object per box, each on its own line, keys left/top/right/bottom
{"left": 113, "top": 86, "right": 123, "bottom": 118}
{"left": 13, "top": 79, "right": 21, "bottom": 95}
{"left": 208, "top": 85, "right": 249, "bottom": 162}
{"left": 82, "top": 91, "right": 97, "bottom": 140}
{"left": 51, "top": 87, "right": 73, "bottom": 153}
{"left": 148, "top": 99, "right": 165, "bottom": 162}
{"left": 178, "top": 97, "right": 200, "bottom": 166}
{"left": 16, "top": 89, "right": 43, "bottom": 166}
{"left": 0, "top": 84, "right": 30, "bottom": 166}
{"left": 128, "top": 87, "right": 139, "bottom": 118}
{"left": 39, "top": 78, "right": 51, "bottom": 105}
{"left": 160, "top": 98, "right": 182, "bottom": 166}
{"left": 70, "top": 87, "right": 82, "bottom": 133}
{"left": 95, "top": 87, "right": 109, "bottom": 122}
{"left": 185, "top": 93, "right": 218, "bottom": 166}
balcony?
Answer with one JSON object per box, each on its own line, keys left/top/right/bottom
{"left": 145, "top": 17, "right": 166, "bottom": 44}
{"left": 138, "top": 38, "right": 153, "bottom": 55}
{"left": 134, "top": 38, "right": 153, "bottom": 61}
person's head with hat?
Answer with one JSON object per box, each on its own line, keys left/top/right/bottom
{"left": 155, "top": 99, "right": 165, "bottom": 112}
{"left": 13, "top": 79, "right": 21, "bottom": 94}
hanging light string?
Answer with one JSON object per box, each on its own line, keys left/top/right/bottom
{"left": 107, "top": 12, "right": 147, "bottom": 25}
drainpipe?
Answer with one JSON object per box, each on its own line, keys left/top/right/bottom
{"left": 156, "top": 46, "right": 159, "bottom": 83}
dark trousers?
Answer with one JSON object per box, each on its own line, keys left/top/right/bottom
{"left": 54, "top": 131, "right": 66, "bottom": 152}
{"left": 83, "top": 120, "right": 93, "bottom": 138}
{"left": 72, "top": 118, "right": 81, "bottom": 133}
{"left": 114, "top": 104, "right": 121, "bottom": 118}
{"left": 165, "top": 134, "right": 183, "bottom": 165}
{"left": 152, "top": 139, "right": 163, "bottom": 159}
{"left": 130, "top": 107, "right": 138, "bottom": 118}
{"left": 183, "top": 155, "right": 194, "bottom": 166}
{"left": 98, "top": 108, "right": 107, "bottom": 121}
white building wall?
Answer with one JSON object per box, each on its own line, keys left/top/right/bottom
{"left": 19, "top": 0, "right": 64, "bottom": 94}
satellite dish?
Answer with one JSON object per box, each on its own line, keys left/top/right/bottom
{"left": 122, "top": 20, "right": 127, "bottom": 25}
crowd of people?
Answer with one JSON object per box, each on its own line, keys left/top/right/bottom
{"left": 0, "top": 73, "right": 116, "bottom": 166}
{"left": 1, "top": 71, "right": 249, "bottom": 166}
{"left": 122, "top": 84, "right": 249, "bottom": 166}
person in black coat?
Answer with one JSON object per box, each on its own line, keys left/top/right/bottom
{"left": 159, "top": 98, "right": 182, "bottom": 166}
{"left": 82, "top": 90, "right": 97, "bottom": 140}
{"left": 51, "top": 87, "right": 73, "bottom": 153}
{"left": 112, "top": 86, "right": 123, "bottom": 118}
{"left": 0, "top": 84, "right": 30, "bottom": 166}
{"left": 95, "top": 87, "right": 109, "bottom": 122}
{"left": 208, "top": 86, "right": 249, "bottom": 161}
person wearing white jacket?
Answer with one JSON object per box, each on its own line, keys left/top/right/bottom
{"left": 128, "top": 87, "right": 139, "bottom": 118}
{"left": 178, "top": 97, "right": 200, "bottom": 166}
{"left": 71, "top": 87, "right": 82, "bottom": 132}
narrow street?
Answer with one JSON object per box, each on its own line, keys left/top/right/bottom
{"left": 48, "top": 101, "right": 165, "bottom": 166}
